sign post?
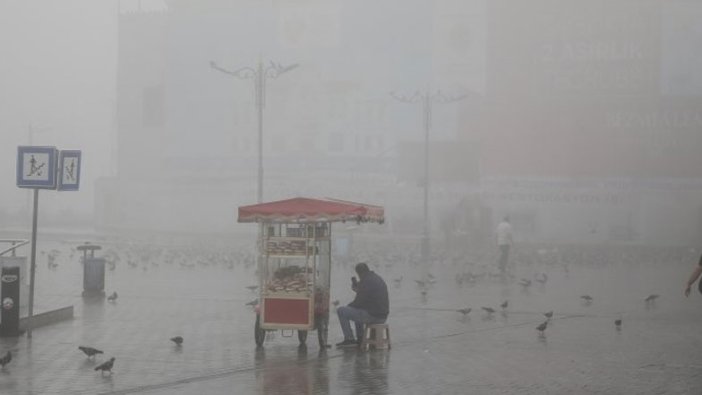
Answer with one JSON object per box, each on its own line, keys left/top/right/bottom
{"left": 16, "top": 146, "right": 80, "bottom": 338}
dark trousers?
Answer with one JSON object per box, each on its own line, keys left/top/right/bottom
{"left": 498, "top": 244, "right": 510, "bottom": 273}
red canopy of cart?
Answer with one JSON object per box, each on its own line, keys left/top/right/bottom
{"left": 238, "top": 197, "right": 384, "bottom": 224}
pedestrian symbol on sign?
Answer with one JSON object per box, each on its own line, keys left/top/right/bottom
{"left": 57, "top": 150, "right": 81, "bottom": 191}
{"left": 27, "top": 155, "right": 46, "bottom": 177}
{"left": 65, "top": 159, "right": 76, "bottom": 181}
{"left": 17, "top": 146, "right": 57, "bottom": 188}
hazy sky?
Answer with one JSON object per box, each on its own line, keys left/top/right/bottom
{"left": 0, "top": 0, "right": 482, "bottom": 218}
{"left": 2, "top": 0, "right": 701, "bottom": 244}
{"left": 0, "top": 1, "right": 117, "bottom": 214}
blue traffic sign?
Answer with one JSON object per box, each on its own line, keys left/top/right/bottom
{"left": 16, "top": 146, "right": 58, "bottom": 189}
{"left": 58, "top": 150, "right": 81, "bottom": 191}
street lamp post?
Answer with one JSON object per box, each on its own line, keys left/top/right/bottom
{"left": 210, "top": 59, "right": 298, "bottom": 203}
{"left": 391, "top": 90, "right": 465, "bottom": 267}
{"left": 26, "top": 123, "right": 50, "bottom": 214}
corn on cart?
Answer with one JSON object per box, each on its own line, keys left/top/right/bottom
{"left": 238, "top": 197, "right": 384, "bottom": 348}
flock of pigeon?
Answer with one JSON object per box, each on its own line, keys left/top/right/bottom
{"left": 0, "top": 241, "right": 673, "bottom": 374}
{"left": 78, "top": 346, "right": 114, "bottom": 375}
{"left": 0, "top": 337, "right": 184, "bottom": 374}
{"left": 39, "top": 243, "right": 259, "bottom": 274}
{"left": 75, "top": 337, "right": 183, "bottom": 375}
{"left": 412, "top": 271, "right": 662, "bottom": 338}
{"left": 408, "top": 272, "right": 660, "bottom": 337}
{"left": 0, "top": 242, "right": 260, "bottom": 374}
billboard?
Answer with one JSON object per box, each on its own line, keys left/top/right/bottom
{"left": 481, "top": 0, "right": 702, "bottom": 179}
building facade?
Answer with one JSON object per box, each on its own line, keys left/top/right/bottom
{"left": 458, "top": 0, "right": 702, "bottom": 246}
{"left": 96, "top": 0, "right": 483, "bottom": 236}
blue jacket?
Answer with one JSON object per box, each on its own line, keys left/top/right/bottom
{"left": 349, "top": 271, "right": 389, "bottom": 319}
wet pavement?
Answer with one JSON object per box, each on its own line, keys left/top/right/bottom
{"left": 1, "top": 238, "right": 701, "bottom": 394}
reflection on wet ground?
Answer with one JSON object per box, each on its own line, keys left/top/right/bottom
{"left": 253, "top": 346, "right": 330, "bottom": 395}
{"left": 0, "top": 239, "right": 701, "bottom": 394}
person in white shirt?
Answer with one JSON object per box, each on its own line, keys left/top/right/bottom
{"left": 684, "top": 253, "right": 702, "bottom": 297}
{"left": 496, "top": 216, "right": 513, "bottom": 273}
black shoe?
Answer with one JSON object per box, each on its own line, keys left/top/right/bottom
{"left": 335, "top": 339, "right": 358, "bottom": 348}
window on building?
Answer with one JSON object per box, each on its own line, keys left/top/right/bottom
{"left": 376, "top": 136, "right": 385, "bottom": 152}
{"left": 272, "top": 135, "right": 287, "bottom": 152}
{"left": 364, "top": 135, "right": 373, "bottom": 151}
{"left": 142, "top": 85, "right": 164, "bottom": 127}
{"left": 328, "top": 132, "right": 344, "bottom": 152}
{"left": 240, "top": 137, "right": 252, "bottom": 153}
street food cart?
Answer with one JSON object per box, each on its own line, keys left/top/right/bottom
{"left": 238, "top": 197, "right": 384, "bottom": 348}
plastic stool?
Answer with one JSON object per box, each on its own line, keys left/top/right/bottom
{"left": 360, "top": 323, "right": 391, "bottom": 351}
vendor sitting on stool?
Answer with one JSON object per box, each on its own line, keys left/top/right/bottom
{"left": 336, "top": 262, "right": 389, "bottom": 347}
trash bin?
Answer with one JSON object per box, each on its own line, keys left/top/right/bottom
{"left": 83, "top": 257, "right": 105, "bottom": 296}
{"left": 77, "top": 243, "right": 104, "bottom": 297}
{"left": 0, "top": 256, "right": 27, "bottom": 309}
{"left": 0, "top": 266, "right": 21, "bottom": 336}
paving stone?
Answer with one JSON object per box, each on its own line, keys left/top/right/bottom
{"left": 0, "top": 240, "right": 700, "bottom": 394}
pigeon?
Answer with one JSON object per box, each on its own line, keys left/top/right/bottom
{"left": 170, "top": 336, "right": 183, "bottom": 346}
{"left": 332, "top": 300, "right": 340, "bottom": 307}
{"left": 246, "top": 285, "right": 258, "bottom": 292}
{"left": 481, "top": 307, "right": 495, "bottom": 314}
{"left": 644, "top": 294, "right": 659, "bottom": 303}
{"left": 581, "top": 295, "right": 593, "bottom": 302}
{"left": 615, "top": 319, "right": 622, "bottom": 329}
{"left": 415, "top": 280, "right": 426, "bottom": 287}
{"left": 455, "top": 274, "right": 464, "bottom": 286}
{"left": 457, "top": 308, "right": 471, "bottom": 316}
{"left": 500, "top": 301, "right": 508, "bottom": 310}
{"left": 392, "top": 276, "right": 403, "bottom": 286}
{"left": 544, "top": 311, "right": 554, "bottom": 319}
{"left": 519, "top": 279, "right": 532, "bottom": 287}
{"left": 420, "top": 289, "right": 427, "bottom": 297}
{"left": 0, "top": 351, "right": 11, "bottom": 368}
{"left": 245, "top": 299, "right": 258, "bottom": 306}
{"left": 535, "top": 273, "right": 548, "bottom": 284}
{"left": 107, "top": 292, "right": 118, "bottom": 302}
{"left": 78, "top": 346, "right": 103, "bottom": 358}
{"left": 94, "top": 357, "right": 115, "bottom": 374}
{"left": 536, "top": 321, "right": 548, "bottom": 334}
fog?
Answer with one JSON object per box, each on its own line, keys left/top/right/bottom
{"left": 2, "top": 2, "right": 702, "bottom": 393}
{"left": 0, "top": 0, "right": 700, "bottom": 249}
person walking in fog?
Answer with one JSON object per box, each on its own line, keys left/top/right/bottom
{"left": 496, "top": 216, "right": 514, "bottom": 274}
{"left": 684, "top": 254, "right": 702, "bottom": 297}
{"left": 336, "top": 262, "right": 389, "bottom": 347}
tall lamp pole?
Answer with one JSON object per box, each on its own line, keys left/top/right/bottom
{"left": 210, "top": 59, "right": 298, "bottom": 203}
{"left": 391, "top": 90, "right": 465, "bottom": 267}
{"left": 26, "top": 123, "right": 50, "bottom": 214}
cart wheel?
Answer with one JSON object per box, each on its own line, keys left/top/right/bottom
{"left": 298, "top": 330, "right": 308, "bottom": 344}
{"left": 316, "top": 315, "right": 329, "bottom": 348}
{"left": 255, "top": 315, "right": 265, "bottom": 347}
